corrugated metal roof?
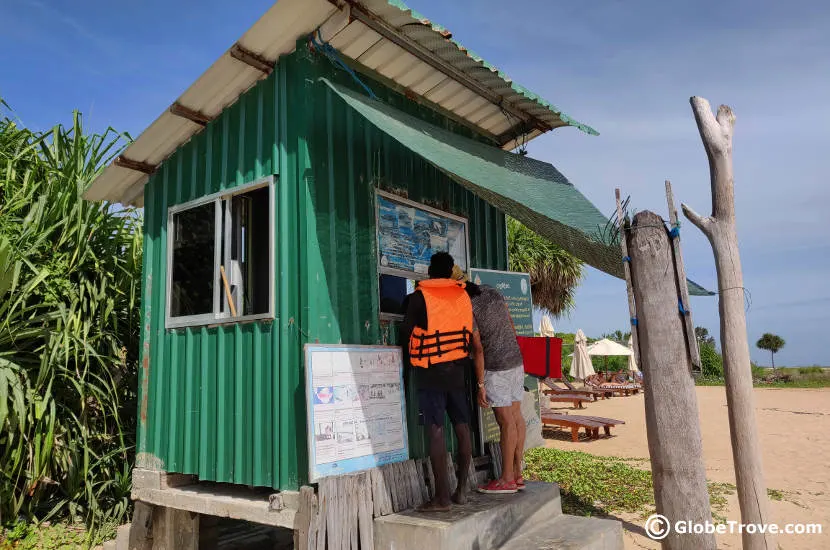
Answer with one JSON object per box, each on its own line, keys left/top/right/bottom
{"left": 84, "top": 0, "right": 597, "bottom": 206}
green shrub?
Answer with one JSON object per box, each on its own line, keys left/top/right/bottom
{"left": 799, "top": 366, "right": 823, "bottom": 375}
{"left": 0, "top": 103, "right": 139, "bottom": 530}
{"left": 751, "top": 363, "right": 767, "bottom": 380}
{"left": 700, "top": 343, "right": 724, "bottom": 378}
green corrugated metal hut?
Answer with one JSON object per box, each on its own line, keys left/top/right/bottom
{"left": 84, "top": 0, "right": 621, "bottom": 492}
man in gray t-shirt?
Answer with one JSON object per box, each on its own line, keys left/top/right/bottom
{"left": 469, "top": 283, "right": 527, "bottom": 494}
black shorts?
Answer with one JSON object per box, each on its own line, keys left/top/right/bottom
{"left": 418, "top": 388, "right": 471, "bottom": 427}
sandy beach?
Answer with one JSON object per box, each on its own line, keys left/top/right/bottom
{"left": 542, "top": 386, "right": 830, "bottom": 549}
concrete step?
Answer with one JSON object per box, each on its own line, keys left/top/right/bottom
{"left": 373, "top": 481, "right": 562, "bottom": 550}
{"left": 500, "top": 514, "right": 624, "bottom": 550}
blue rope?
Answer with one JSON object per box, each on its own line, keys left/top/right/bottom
{"left": 622, "top": 256, "right": 631, "bottom": 263}
{"left": 630, "top": 317, "right": 638, "bottom": 326}
{"left": 678, "top": 299, "right": 688, "bottom": 315}
{"left": 669, "top": 226, "right": 680, "bottom": 239}
{"left": 310, "top": 30, "right": 378, "bottom": 100}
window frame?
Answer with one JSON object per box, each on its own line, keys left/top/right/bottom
{"left": 165, "top": 175, "right": 276, "bottom": 329}
{"left": 374, "top": 189, "right": 470, "bottom": 322}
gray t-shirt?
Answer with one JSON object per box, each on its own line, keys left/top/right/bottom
{"left": 471, "top": 285, "right": 524, "bottom": 372}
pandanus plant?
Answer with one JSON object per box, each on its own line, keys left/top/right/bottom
{"left": 0, "top": 100, "right": 141, "bottom": 535}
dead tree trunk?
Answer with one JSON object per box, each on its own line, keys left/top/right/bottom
{"left": 628, "top": 210, "right": 715, "bottom": 550}
{"left": 682, "top": 97, "right": 775, "bottom": 550}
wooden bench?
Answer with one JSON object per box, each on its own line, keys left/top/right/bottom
{"left": 541, "top": 412, "right": 626, "bottom": 442}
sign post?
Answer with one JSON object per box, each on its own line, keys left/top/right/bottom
{"left": 468, "top": 269, "right": 543, "bottom": 450}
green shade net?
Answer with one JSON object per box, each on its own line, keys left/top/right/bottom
{"left": 321, "top": 78, "right": 714, "bottom": 296}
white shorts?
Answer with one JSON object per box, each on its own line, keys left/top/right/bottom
{"left": 484, "top": 366, "right": 524, "bottom": 408}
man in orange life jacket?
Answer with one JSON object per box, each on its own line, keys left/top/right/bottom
{"left": 400, "top": 252, "right": 484, "bottom": 512}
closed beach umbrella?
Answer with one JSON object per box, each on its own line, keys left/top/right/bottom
{"left": 540, "top": 315, "right": 555, "bottom": 337}
{"left": 570, "top": 329, "right": 595, "bottom": 380}
{"left": 627, "top": 336, "right": 639, "bottom": 372}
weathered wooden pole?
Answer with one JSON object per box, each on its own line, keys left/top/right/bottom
{"left": 628, "top": 210, "right": 715, "bottom": 550}
{"left": 665, "top": 181, "right": 701, "bottom": 374}
{"left": 682, "top": 97, "right": 775, "bottom": 550}
{"left": 615, "top": 189, "right": 640, "bottom": 370}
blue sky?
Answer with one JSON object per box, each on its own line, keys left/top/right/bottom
{"left": 2, "top": 0, "right": 828, "bottom": 366}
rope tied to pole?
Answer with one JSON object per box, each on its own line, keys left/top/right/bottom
{"left": 310, "top": 30, "right": 378, "bottom": 100}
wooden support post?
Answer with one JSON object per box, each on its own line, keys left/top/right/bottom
{"left": 129, "top": 502, "right": 154, "bottom": 550}
{"left": 628, "top": 210, "right": 715, "bottom": 550}
{"left": 682, "top": 96, "right": 775, "bottom": 550}
{"left": 151, "top": 507, "right": 199, "bottom": 550}
{"left": 295, "top": 486, "right": 315, "bottom": 550}
{"left": 615, "top": 190, "right": 640, "bottom": 370}
{"left": 665, "top": 180, "right": 702, "bottom": 374}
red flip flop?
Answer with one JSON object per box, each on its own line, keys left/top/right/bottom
{"left": 478, "top": 479, "right": 518, "bottom": 494}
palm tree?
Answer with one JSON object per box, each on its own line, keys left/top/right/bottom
{"left": 756, "top": 333, "right": 785, "bottom": 369}
{"left": 507, "top": 217, "right": 583, "bottom": 316}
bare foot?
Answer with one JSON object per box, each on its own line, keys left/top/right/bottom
{"left": 451, "top": 490, "right": 468, "bottom": 505}
{"left": 416, "top": 499, "right": 451, "bottom": 513}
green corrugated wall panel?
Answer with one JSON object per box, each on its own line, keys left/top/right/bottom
{"left": 138, "top": 44, "right": 507, "bottom": 491}
{"left": 137, "top": 69, "right": 286, "bottom": 487}
{"left": 294, "top": 43, "right": 507, "bottom": 462}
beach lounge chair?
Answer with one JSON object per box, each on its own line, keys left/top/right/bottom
{"left": 552, "top": 377, "right": 609, "bottom": 400}
{"left": 610, "top": 371, "right": 642, "bottom": 393}
{"left": 541, "top": 379, "right": 601, "bottom": 409}
{"left": 584, "top": 374, "right": 636, "bottom": 397}
{"left": 544, "top": 390, "right": 594, "bottom": 409}
{"left": 541, "top": 411, "right": 625, "bottom": 442}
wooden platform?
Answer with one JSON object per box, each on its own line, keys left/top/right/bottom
{"left": 131, "top": 469, "right": 297, "bottom": 529}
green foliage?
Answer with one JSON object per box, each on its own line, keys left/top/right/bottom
{"left": 590, "top": 355, "right": 627, "bottom": 373}
{"left": 751, "top": 364, "right": 767, "bottom": 380}
{"left": 698, "top": 364, "right": 830, "bottom": 388}
{"left": 695, "top": 326, "right": 715, "bottom": 347}
{"left": 756, "top": 333, "right": 785, "bottom": 368}
{"left": 707, "top": 482, "right": 736, "bottom": 523}
{"left": 601, "top": 330, "right": 630, "bottom": 343}
{"left": 523, "top": 448, "right": 734, "bottom": 521}
{"left": 0, "top": 520, "right": 116, "bottom": 549}
{"left": 700, "top": 342, "right": 724, "bottom": 378}
{"left": 524, "top": 448, "right": 653, "bottom": 516}
{"left": 507, "top": 217, "right": 583, "bottom": 316}
{"left": 798, "top": 366, "right": 823, "bottom": 375}
{"left": 0, "top": 101, "right": 139, "bottom": 529}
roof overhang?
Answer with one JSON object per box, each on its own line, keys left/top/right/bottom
{"left": 84, "top": 0, "right": 597, "bottom": 207}
{"left": 321, "top": 78, "right": 716, "bottom": 297}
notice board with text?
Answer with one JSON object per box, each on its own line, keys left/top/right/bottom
{"left": 305, "top": 344, "right": 409, "bottom": 481}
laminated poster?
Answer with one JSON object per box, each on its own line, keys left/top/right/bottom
{"left": 305, "top": 344, "right": 409, "bottom": 481}
{"left": 377, "top": 193, "right": 468, "bottom": 276}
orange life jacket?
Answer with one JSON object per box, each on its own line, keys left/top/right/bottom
{"left": 408, "top": 279, "right": 474, "bottom": 368}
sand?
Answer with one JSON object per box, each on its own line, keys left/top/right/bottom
{"left": 541, "top": 386, "right": 830, "bottom": 549}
